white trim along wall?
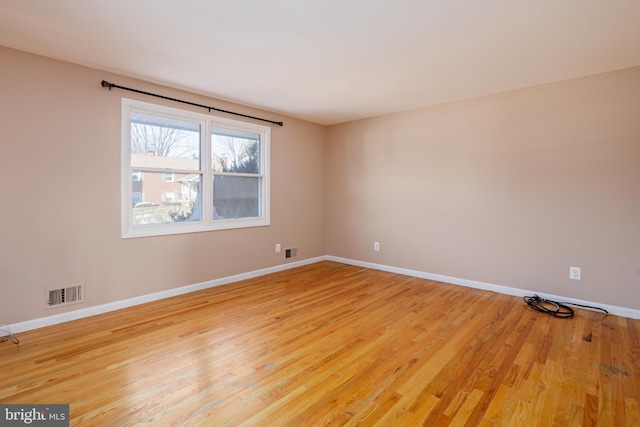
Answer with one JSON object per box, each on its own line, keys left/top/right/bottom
{"left": 10, "top": 256, "right": 640, "bottom": 333}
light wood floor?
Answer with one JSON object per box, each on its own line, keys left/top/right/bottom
{"left": 1, "top": 261, "right": 639, "bottom": 426}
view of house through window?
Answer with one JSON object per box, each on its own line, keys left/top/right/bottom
{"left": 130, "top": 112, "right": 201, "bottom": 225}
{"left": 122, "top": 99, "right": 270, "bottom": 238}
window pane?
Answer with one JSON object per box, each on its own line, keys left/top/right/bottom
{"left": 213, "top": 176, "right": 260, "bottom": 219}
{"left": 131, "top": 112, "right": 200, "bottom": 170}
{"left": 132, "top": 171, "right": 201, "bottom": 224}
{"left": 211, "top": 127, "right": 260, "bottom": 173}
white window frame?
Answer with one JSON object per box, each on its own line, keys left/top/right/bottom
{"left": 121, "top": 98, "right": 270, "bottom": 238}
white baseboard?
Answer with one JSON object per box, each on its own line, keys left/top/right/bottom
{"left": 9, "top": 256, "right": 326, "bottom": 333}
{"left": 327, "top": 256, "right": 640, "bottom": 320}
{"left": 9, "top": 254, "right": 639, "bottom": 334}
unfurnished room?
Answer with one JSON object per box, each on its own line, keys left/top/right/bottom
{"left": 0, "top": 1, "right": 639, "bottom": 426}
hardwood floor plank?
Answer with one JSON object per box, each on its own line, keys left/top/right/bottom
{"left": 448, "top": 389, "right": 483, "bottom": 427}
{"left": 1, "top": 261, "right": 639, "bottom": 426}
{"left": 625, "top": 398, "right": 640, "bottom": 426}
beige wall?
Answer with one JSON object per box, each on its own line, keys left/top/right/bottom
{"left": 326, "top": 67, "right": 640, "bottom": 310}
{"left": 2, "top": 45, "right": 639, "bottom": 326}
{"left": 0, "top": 46, "right": 326, "bottom": 324}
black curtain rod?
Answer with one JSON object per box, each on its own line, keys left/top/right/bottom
{"left": 101, "top": 80, "right": 284, "bottom": 127}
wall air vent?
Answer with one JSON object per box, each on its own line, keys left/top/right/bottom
{"left": 285, "top": 248, "right": 298, "bottom": 259}
{"left": 46, "top": 283, "right": 84, "bottom": 308}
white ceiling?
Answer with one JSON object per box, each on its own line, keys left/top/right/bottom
{"left": 1, "top": 0, "right": 639, "bottom": 125}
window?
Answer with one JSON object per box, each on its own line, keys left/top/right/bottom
{"left": 132, "top": 192, "right": 144, "bottom": 206}
{"left": 211, "top": 127, "right": 263, "bottom": 220}
{"left": 162, "top": 192, "right": 177, "bottom": 202}
{"left": 121, "top": 99, "right": 270, "bottom": 238}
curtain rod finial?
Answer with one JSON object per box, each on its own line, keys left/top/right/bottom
{"left": 101, "top": 80, "right": 113, "bottom": 90}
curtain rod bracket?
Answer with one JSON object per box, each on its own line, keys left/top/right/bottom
{"left": 100, "top": 80, "right": 283, "bottom": 126}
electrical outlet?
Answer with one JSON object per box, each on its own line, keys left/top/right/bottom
{"left": 275, "top": 244, "right": 281, "bottom": 253}
{"left": 569, "top": 266, "right": 581, "bottom": 280}
{"left": 374, "top": 242, "right": 380, "bottom": 251}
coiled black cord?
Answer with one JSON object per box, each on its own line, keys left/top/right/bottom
{"left": 523, "top": 295, "right": 608, "bottom": 318}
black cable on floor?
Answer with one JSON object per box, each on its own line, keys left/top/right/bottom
{"left": 523, "top": 295, "right": 608, "bottom": 318}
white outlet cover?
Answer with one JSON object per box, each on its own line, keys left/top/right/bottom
{"left": 569, "top": 266, "right": 581, "bottom": 280}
